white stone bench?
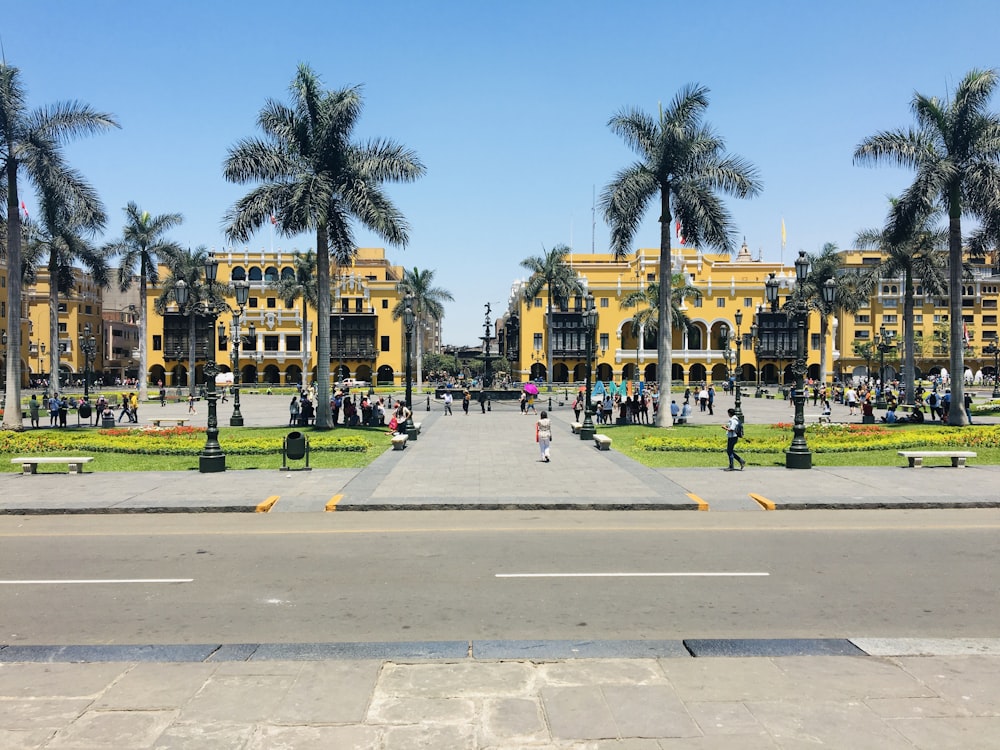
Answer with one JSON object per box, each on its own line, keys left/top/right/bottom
{"left": 593, "top": 434, "right": 612, "bottom": 451}
{"left": 571, "top": 422, "right": 582, "bottom": 434}
{"left": 898, "top": 450, "right": 977, "bottom": 468}
{"left": 11, "top": 457, "right": 95, "bottom": 475}
{"left": 147, "top": 418, "right": 190, "bottom": 428}
{"left": 391, "top": 434, "right": 408, "bottom": 451}
{"left": 412, "top": 421, "right": 422, "bottom": 435}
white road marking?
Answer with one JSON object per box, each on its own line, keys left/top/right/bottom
{"left": 0, "top": 579, "right": 193, "bottom": 585}
{"left": 495, "top": 572, "right": 769, "bottom": 578}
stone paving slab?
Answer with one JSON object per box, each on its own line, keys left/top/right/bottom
{"left": 684, "top": 638, "right": 866, "bottom": 657}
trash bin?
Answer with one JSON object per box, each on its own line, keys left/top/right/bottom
{"left": 281, "top": 431, "right": 311, "bottom": 471}
{"left": 101, "top": 414, "right": 116, "bottom": 428}
{"left": 78, "top": 404, "right": 92, "bottom": 420}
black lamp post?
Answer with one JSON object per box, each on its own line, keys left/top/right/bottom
{"left": 403, "top": 293, "right": 417, "bottom": 441}
{"left": 580, "top": 293, "right": 597, "bottom": 441}
{"left": 784, "top": 251, "right": 812, "bottom": 470}
{"left": 177, "top": 256, "right": 225, "bottom": 473}
{"left": 733, "top": 309, "right": 744, "bottom": 423}
{"left": 985, "top": 336, "right": 1000, "bottom": 399}
{"left": 229, "top": 280, "right": 250, "bottom": 426}
{"left": 79, "top": 323, "right": 97, "bottom": 400}
{"left": 750, "top": 318, "right": 760, "bottom": 391}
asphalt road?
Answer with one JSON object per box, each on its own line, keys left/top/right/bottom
{"left": 2, "top": 510, "right": 998, "bottom": 645}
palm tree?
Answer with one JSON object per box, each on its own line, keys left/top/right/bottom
{"left": 268, "top": 250, "right": 319, "bottom": 387}
{"left": 855, "top": 204, "right": 948, "bottom": 404}
{"left": 795, "top": 243, "right": 853, "bottom": 387}
{"left": 601, "top": 85, "right": 762, "bottom": 426}
{"left": 519, "top": 244, "right": 583, "bottom": 387}
{"left": 1, "top": 63, "right": 118, "bottom": 428}
{"left": 854, "top": 68, "right": 1000, "bottom": 425}
{"left": 621, "top": 274, "right": 702, "bottom": 341}
{"left": 392, "top": 267, "right": 454, "bottom": 388}
{"left": 154, "top": 246, "right": 227, "bottom": 396}
{"left": 223, "top": 64, "right": 424, "bottom": 429}
{"left": 104, "top": 203, "right": 183, "bottom": 401}
{"left": 27, "top": 186, "right": 111, "bottom": 384}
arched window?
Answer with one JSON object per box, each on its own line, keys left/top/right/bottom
{"left": 248, "top": 267, "right": 263, "bottom": 282}
{"left": 264, "top": 266, "right": 279, "bottom": 283}
{"left": 230, "top": 267, "right": 246, "bottom": 281}
{"left": 281, "top": 266, "right": 295, "bottom": 280}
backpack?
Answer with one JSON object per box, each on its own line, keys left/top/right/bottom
{"left": 735, "top": 420, "right": 744, "bottom": 439}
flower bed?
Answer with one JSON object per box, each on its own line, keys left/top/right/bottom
{"left": 635, "top": 423, "right": 1000, "bottom": 454}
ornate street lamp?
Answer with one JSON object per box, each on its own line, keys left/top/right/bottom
{"left": 177, "top": 256, "right": 225, "bottom": 473}
{"left": 229, "top": 280, "right": 250, "bottom": 426}
{"left": 784, "top": 251, "right": 812, "bottom": 469}
{"left": 79, "top": 323, "right": 98, "bottom": 400}
{"left": 580, "top": 293, "right": 597, "bottom": 441}
{"left": 985, "top": 336, "right": 1000, "bottom": 399}
{"left": 874, "top": 325, "right": 895, "bottom": 409}
{"left": 403, "top": 293, "right": 417, "bottom": 441}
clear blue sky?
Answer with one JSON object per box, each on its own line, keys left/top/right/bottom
{"left": 6, "top": 0, "right": 999, "bottom": 344}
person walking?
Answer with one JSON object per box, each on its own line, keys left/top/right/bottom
{"left": 443, "top": 391, "right": 453, "bottom": 415}
{"left": 462, "top": 390, "right": 471, "bottom": 415}
{"left": 289, "top": 396, "right": 300, "bottom": 426}
{"left": 722, "top": 408, "right": 745, "bottom": 471}
{"left": 536, "top": 409, "right": 553, "bottom": 463}
{"left": 187, "top": 393, "right": 197, "bottom": 414}
{"left": 28, "top": 394, "right": 40, "bottom": 428}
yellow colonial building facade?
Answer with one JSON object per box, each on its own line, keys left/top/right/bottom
{"left": 145, "top": 247, "right": 412, "bottom": 389}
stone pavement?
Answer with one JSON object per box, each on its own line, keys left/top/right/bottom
{"left": 3, "top": 390, "right": 1000, "bottom": 747}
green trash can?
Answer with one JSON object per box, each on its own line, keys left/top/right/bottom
{"left": 282, "top": 431, "right": 311, "bottom": 471}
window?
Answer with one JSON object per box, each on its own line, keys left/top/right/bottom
{"left": 600, "top": 297, "right": 609, "bottom": 308}
{"left": 266, "top": 297, "right": 276, "bottom": 309}
{"left": 744, "top": 297, "right": 753, "bottom": 308}
{"left": 153, "top": 335, "right": 162, "bottom": 351}
{"left": 646, "top": 273, "right": 656, "bottom": 282}
{"left": 856, "top": 330, "right": 870, "bottom": 339}
{"left": 58, "top": 303, "right": 67, "bottom": 313}
{"left": 934, "top": 314, "right": 948, "bottom": 323}
{"left": 984, "top": 299, "right": 997, "bottom": 310}
{"left": 341, "top": 299, "right": 349, "bottom": 313}
{"left": 693, "top": 298, "right": 702, "bottom": 308}
{"left": 855, "top": 314, "right": 870, "bottom": 324}
{"left": 248, "top": 267, "right": 263, "bottom": 281}
{"left": 382, "top": 299, "right": 389, "bottom": 309}
{"left": 280, "top": 267, "right": 295, "bottom": 280}
{"left": 913, "top": 315, "right": 923, "bottom": 324}
{"left": 264, "top": 335, "right": 279, "bottom": 351}
{"left": 264, "top": 267, "right": 279, "bottom": 283}
{"left": 533, "top": 333, "right": 543, "bottom": 350}
{"left": 716, "top": 298, "right": 726, "bottom": 308}
{"left": 381, "top": 335, "right": 390, "bottom": 352}
{"left": 882, "top": 315, "right": 897, "bottom": 324}
{"left": 355, "top": 298, "right": 363, "bottom": 313}
{"left": 534, "top": 297, "right": 542, "bottom": 308}
{"left": 285, "top": 299, "right": 293, "bottom": 309}
{"left": 600, "top": 333, "right": 609, "bottom": 351}
{"left": 85, "top": 305, "right": 92, "bottom": 315}
{"left": 249, "top": 298, "right": 258, "bottom": 308}
{"left": 983, "top": 316, "right": 997, "bottom": 325}
{"left": 882, "top": 298, "right": 898, "bottom": 308}
{"left": 58, "top": 323, "right": 67, "bottom": 333}
{"left": 810, "top": 334, "right": 821, "bottom": 350}
{"left": 231, "top": 267, "right": 247, "bottom": 281}
{"left": 286, "top": 335, "right": 301, "bottom": 352}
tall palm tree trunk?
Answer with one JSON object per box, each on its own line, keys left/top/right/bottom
{"left": 3, "top": 165, "right": 24, "bottom": 429}
{"left": 315, "top": 223, "right": 332, "bottom": 428}
{"left": 546, "top": 291, "right": 553, "bottom": 390}
{"left": 188, "top": 310, "right": 197, "bottom": 397}
{"left": 655, "top": 197, "right": 674, "bottom": 427}
{"left": 947, "top": 203, "right": 967, "bottom": 425}
{"left": 138, "top": 262, "right": 149, "bottom": 401}
{"left": 416, "top": 313, "right": 424, "bottom": 391}
{"left": 902, "top": 270, "right": 916, "bottom": 405}
{"left": 301, "top": 300, "right": 309, "bottom": 388}
{"left": 48, "top": 251, "right": 60, "bottom": 388}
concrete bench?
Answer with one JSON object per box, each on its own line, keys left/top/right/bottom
{"left": 391, "top": 434, "right": 408, "bottom": 451}
{"left": 593, "top": 434, "right": 612, "bottom": 451}
{"left": 147, "top": 418, "right": 190, "bottom": 428}
{"left": 673, "top": 417, "right": 687, "bottom": 425}
{"left": 898, "top": 450, "right": 977, "bottom": 468}
{"left": 11, "top": 457, "right": 94, "bottom": 475}
{"left": 570, "top": 422, "right": 582, "bottom": 434}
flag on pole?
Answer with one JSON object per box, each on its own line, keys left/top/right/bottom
{"left": 964, "top": 322, "right": 970, "bottom": 345}
{"left": 781, "top": 218, "right": 786, "bottom": 247}
{"left": 20, "top": 201, "right": 28, "bottom": 219}
{"left": 270, "top": 214, "right": 277, "bottom": 225}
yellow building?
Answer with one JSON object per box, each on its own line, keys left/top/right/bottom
{"left": 146, "top": 247, "right": 412, "bottom": 388}
{"left": 834, "top": 250, "right": 1000, "bottom": 382}
{"left": 500, "top": 243, "right": 831, "bottom": 387}
{"left": 23, "top": 268, "right": 104, "bottom": 387}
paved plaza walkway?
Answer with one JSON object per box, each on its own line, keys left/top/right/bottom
{"left": 2, "top": 389, "right": 999, "bottom": 747}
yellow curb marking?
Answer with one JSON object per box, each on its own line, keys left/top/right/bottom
{"left": 256, "top": 495, "right": 280, "bottom": 513}
{"left": 686, "top": 493, "right": 709, "bottom": 511}
{"left": 325, "top": 494, "right": 344, "bottom": 512}
{"left": 749, "top": 493, "right": 776, "bottom": 511}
